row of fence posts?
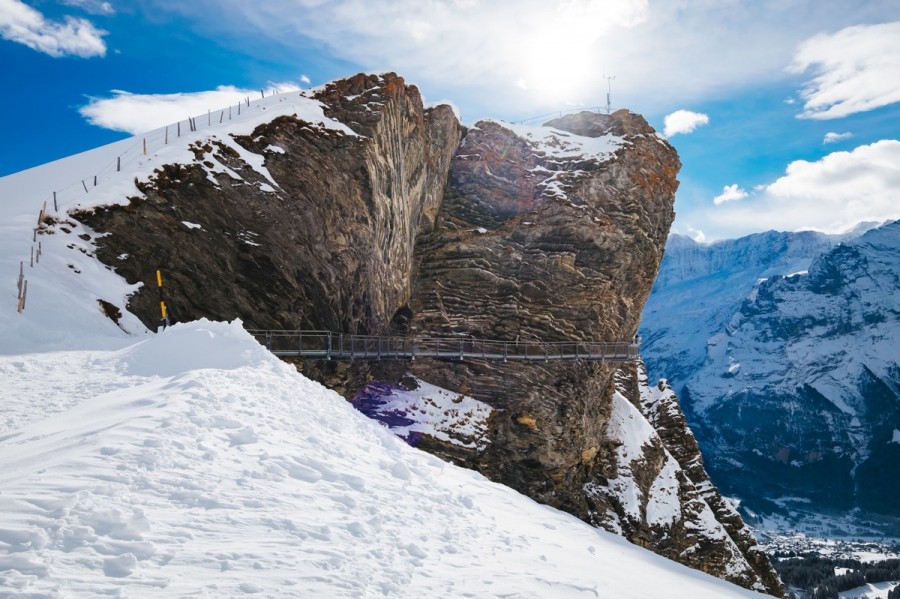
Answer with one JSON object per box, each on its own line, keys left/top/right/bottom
{"left": 15, "top": 87, "right": 285, "bottom": 313}
{"left": 52, "top": 89, "right": 281, "bottom": 209}
{"left": 18, "top": 201, "right": 49, "bottom": 313}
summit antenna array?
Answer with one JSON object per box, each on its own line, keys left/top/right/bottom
{"left": 603, "top": 75, "right": 615, "bottom": 114}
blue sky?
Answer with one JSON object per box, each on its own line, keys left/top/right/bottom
{"left": 2, "top": 0, "right": 899, "bottom": 241}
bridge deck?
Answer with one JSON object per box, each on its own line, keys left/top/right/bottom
{"left": 248, "top": 330, "right": 640, "bottom": 362}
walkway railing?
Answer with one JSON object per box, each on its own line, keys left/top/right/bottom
{"left": 247, "top": 330, "right": 640, "bottom": 362}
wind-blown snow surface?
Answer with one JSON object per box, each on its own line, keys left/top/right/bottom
{"left": 0, "top": 320, "right": 770, "bottom": 598}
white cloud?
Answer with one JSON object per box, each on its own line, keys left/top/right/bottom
{"left": 300, "top": 74, "right": 311, "bottom": 84}
{"left": 663, "top": 110, "right": 709, "bottom": 137}
{"left": 790, "top": 21, "right": 900, "bottom": 120}
{"left": 142, "top": 0, "right": 900, "bottom": 118}
{"left": 0, "top": 0, "right": 107, "bottom": 57}
{"left": 61, "top": 0, "right": 114, "bottom": 16}
{"left": 823, "top": 131, "right": 853, "bottom": 144}
{"left": 687, "top": 227, "right": 706, "bottom": 243}
{"left": 701, "top": 140, "right": 900, "bottom": 236}
{"left": 80, "top": 83, "right": 301, "bottom": 135}
{"left": 713, "top": 184, "right": 748, "bottom": 205}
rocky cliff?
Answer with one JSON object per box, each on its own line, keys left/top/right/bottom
{"left": 76, "top": 73, "right": 462, "bottom": 335}
{"left": 66, "top": 74, "right": 781, "bottom": 594}
{"left": 356, "top": 112, "right": 780, "bottom": 594}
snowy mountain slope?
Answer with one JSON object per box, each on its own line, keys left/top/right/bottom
{"left": 640, "top": 230, "right": 837, "bottom": 386}
{"left": 640, "top": 223, "right": 900, "bottom": 528}
{"left": 0, "top": 320, "right": 773, "bottom": 598}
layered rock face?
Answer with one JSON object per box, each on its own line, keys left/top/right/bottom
{"left": 76, "top": 73, "right": 462, "bottom": 334}
{"left": 364, "top": 112, "right": 780, "bottom": 594}
{"left": 397, "top": 112, "right": 676, "bottom": 501}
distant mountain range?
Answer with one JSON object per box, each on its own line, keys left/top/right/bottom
{"left": 640, "top": 222, "right": 900, "bottom": 534}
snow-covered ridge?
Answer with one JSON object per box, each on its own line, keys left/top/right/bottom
{"left": 0, "top": 320, "right": 770, "bottom": 598}
{"left": 0, "top": 89, "right": 354, "bottom": 218}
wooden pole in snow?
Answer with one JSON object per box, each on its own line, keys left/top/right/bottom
{"left": 53, "top": 191, "right": 57, "bottom": 212}
{"left": 117, "top": 156, "right": 121, "bottom": 172}
{"left": 165, "top": 126, "right": 168, "bottom": 145}
{"left": 143, "top": 138, "right": 147, "bottom": 155}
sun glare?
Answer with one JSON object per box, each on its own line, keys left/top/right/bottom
{"left": 520, "top": 33, "right": 595, "bottom": 104}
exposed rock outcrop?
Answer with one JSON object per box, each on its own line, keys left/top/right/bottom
{"left": 608, "top": 363, "right": 784, "bottom": 594}
{"left": 76, "top": 73, "right": 462, "bottom": 335}
{"left": 66, "top": 74, "right": 782, "bottom": 595}
{"left": 358, "top": 112, "right": 779, "bottom": 593}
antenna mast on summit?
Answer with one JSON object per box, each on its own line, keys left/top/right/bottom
{"left": 603, "top": 75, "right": 615, "bottom": 114}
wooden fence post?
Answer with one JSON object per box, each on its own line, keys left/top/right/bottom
{"left": 165, "top": 126, "right": 168, "bottom": 145}
{"left": 117, "top": 156, "right": 121, "bottom": 172}
{"left": 94, "top": 175, "right": 97, "bottom": 186}
{"left": 178, "top": 122, "right": 181, "bottom": 137}
{"left": 53, "top": 191, "right": 57, "bottom": 212}
{"left": 30, "top": 245, "right": 34, "bottom": 267}
{"left": 208, "top": 109, "right": 211, "bottom": 126}
{"left": 82, "top": 180, "right": 88, "bottom": 193}
{"left": 143, "top": 138, "right": 147, "bottom": 155}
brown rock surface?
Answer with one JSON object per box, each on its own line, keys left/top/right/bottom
{"left": 75, "top": 73, "right": 462, "bottom": 335}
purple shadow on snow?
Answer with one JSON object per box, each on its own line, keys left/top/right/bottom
{"left": 351, "top": 381, "right": 424, "bottom": 447}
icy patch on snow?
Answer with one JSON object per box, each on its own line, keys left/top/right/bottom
{"left": 181, "top": 221, "right": 202, "bottom": 230}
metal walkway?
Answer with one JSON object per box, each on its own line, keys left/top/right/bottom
{"left": 248, "top": 330, "right": 640, "bottom": 362}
